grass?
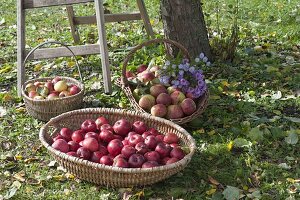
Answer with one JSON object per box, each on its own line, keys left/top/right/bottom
{"left": 0, "top": 0, "right": 299, "bottom": 199}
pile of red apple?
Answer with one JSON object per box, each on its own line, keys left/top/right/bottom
{"left": 126, "top": 64, "right": 197, "bottom": 119}
{"left": 24, "top": 76, "right": 81, "bottom": 100}
{"left": 51, "top": 116, "right": 187, "bottom": 168}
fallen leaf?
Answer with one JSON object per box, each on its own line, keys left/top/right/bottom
{"left": 206, "top": 188, "right": 217, "bottom": 195}
{"left": 222, "top": 186, "right": 240, "bottom": 200}
{"left": 285, "top": 131, "right": 299, "bottom": 145}
{"left": 284, "top": 117, "right": 300, "bottom": 123}
{"left": 208, "top": 175, "right": 220, "bottom": 185}
{"left": 13, "top": 171, "right": 26, "bottom": 182}
{"left": 26, "top": 178, "right": 40, "bottom": 185}
{"left": 227, "top": 141, "right": 233, "bottom": 151}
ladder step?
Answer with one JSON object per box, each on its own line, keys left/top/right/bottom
{"left": 24, "top": 0, "right": 94, "bottom": 9}
{"left": 73, "top": 13, "right": 142, "bottom": 25}
{"left": 26, "top": 44, "right": 100, "bottom": 60}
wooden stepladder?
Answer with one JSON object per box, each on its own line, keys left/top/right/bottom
{"left": 66, "top": 0, "right": 154, "bottom": 44}
{"left": 17, "top": 0, "right": 154, "bottom": 96}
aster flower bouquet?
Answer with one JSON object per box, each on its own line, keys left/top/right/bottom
{"left": 119, "top": 38, "right": 209, "bottom": 124}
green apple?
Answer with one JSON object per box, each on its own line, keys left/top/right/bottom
{"left": 54, "top": 80, "right": 68, "bottom": 92}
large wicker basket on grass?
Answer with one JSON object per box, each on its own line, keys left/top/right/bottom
{"left": 39, "top": 108, "right": 196, "bottom": 187}
{"left": 21, "top": 41, "right": 85, "bottom": 121}
{"left": 116, "top": 38, "right": 209, "bottom": 125}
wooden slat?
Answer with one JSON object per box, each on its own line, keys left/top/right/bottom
{"left": 73, "top": 13, "right": 142, "bottom": 25}
{"left": 17, "top": 0, "right": 26, "bottom": 96}
{"left": 25, "top": 44, "right": 100, "bottom": 60}
{"left": 24, "top": 0, "right": 94, "bottom": 9}
{"left": 136, "top": 0, "right": 154, "bottom": 37}
{"left": 66, "top": 6, "right": 80, "bottom": 43}
{"left": 94, "top": 0, "right": 112, "bottom": 94}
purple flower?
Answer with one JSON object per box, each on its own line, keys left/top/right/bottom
{"left": 203, "top": 56, "right": 208, "bottom": 63}
{"left": 180, "top": 78, "right": 189, "bottom": 86}
{"left": 182, "top": 58, "right": 189, "bottom": 64}
{"left": 178, "top": 70, "right": 184, "bottom": 76}
{"left": 189, "top": 66, "right": 195, "bottom": 73}
{"left": 165, "top": 60, "right": 171, "bottom": 66}
{"left": 195, "top": 57, "right": 200, "bottom": 63}
{"left": 178, "top": 64, "right": 184, "bottom": 69}
{"left": 172, "top": 64, "right": 177, "bottom": 69}
{"left": 187, "top": 87, "right": 195, "bottom": 93}
{"left": 195, "top": 72, "right": 204, "bottom": 80}
{"left": 199, "top": 53, "right": 205, "bottom": 59}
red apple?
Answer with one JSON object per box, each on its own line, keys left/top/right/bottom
{"left": 138, "top": 94, "right": 155, "bottom": 110}
{"left": 156, "top": 93, "right": 172, "bottom": 106}
{"left": 76, "top": 147, "right": 91, "bottom": 160}
{"left": 53, "top": 134, "right": 65, "bottom": 142}
{"left": 125, "top": 70, "right": 135, "bottom": 78}
{"left": 81, "top": 119, "right": 97, "bottom": 132}
{"left": 47, "top": 93, "right": 59, "bottom": 100}
{"left": 161, "top": 157, "right": 171, "bottom": 165}
{"left": 52, "top": 139, "right": 69, "bottom": 153}
{"left": 150, "top": 84, "right": 168, "bottom": 97}
{"left": 98, "top": 144, "right": 108, "bottom": 155}
{"left": 33, "top": 81, "right": 42, "bottom": 87}
{"left": 69, "top": 85, "right": 80, "bottom": 95}
{"left": 170, "top": 147, "right": 185, "bottom": 160}
{"left": 128, "top": 154, "right": 145, "bottom": 168}
{"left": 135, "top": 142, "right": 149, "bottom": 155}
{"left": 90, "top": 151, "right": 106, "bottom": 163}
{"left": 67, "top": 151, "right": 78, "bottom": 157}
{"left": 100, "top": 124, "right": 114, "bottom": 132}
{"left": 100, "top": 155, "right": 113, "bottom": 166}
{"left": 144, "top": 135, "right": 158, "bottom": 149}
{"left": 25, "top": 83, "right": 36, "bottom": 93}
{"left": 84, "top": 132, "right": 99, "bottom": 140}
{"left": 128, "top": 131, "right": 137, "bottom": 137}
{"left": 128, "top": 134, "right": 144, "bottom": 146}
{"left": 113, "top": 157, "right": 129, "bottom": 168}
{"left": 137, "top": 64, "right": 148, "bottom": 73}
{"left": 114, "top": 134, "right": 123, "bottom": 140}
{"left": 170, "top": 91, "right": 186, "bottom": 105}
{"left": 59, "top": 90, "right": 70, "bottom": 98}
{"left": 132, "top": 121, "right": 148, "bottom": 134}
{"left": 151, "top": 104, "right": 167, "bottom": 118}
{"left": 155, "top": 143, "right": 171, "bottom": 158}
{"left": 166, "top": 105, "right": 184, "bottom": 119}
{"left": 28, "top": 91, "right": 37, "bottom": 98}
{"left": 155, "top": 134, "right": 165, "bottom": 143}
{"left": 148, "top": 128, "right": 159, "bottom": 136}
{"left": 107, "top": 139, "right": 123, "bottom": 157}
{"left": 60, "top": 127, "right": 73, "bottom": 141}
{"left": 71, "top": 130, "right": 85, "bottom": 143}
{"left": 180, "top": 98, "right": 197, "bottom": 116}
{"left": 166, "top": 157, "right": 179, "bottom": 165}
{"left": 142, "top": 161, "right": 159, "bottom": 168}
{"left": 121, "top": 145, "right": 136, "bottom": 159}
{"left": 99, "top": 130, "right": 114, "bottom": 143}
{"left": 122, "top": 139, "right": 129, "bottom": 146}
{"left": 68, "top": 141, "right": 80, "bottom": 152}
{"left": 95, "top": 116, "right": 109, "bottom": 130}
{"left": 45, "top": 81, "right": 54, "bottom": 93}
{"left": 82, "top": 137, "right": 99, "bottom": 152}
{"left": 170, "top": 143, "right": 179, "bottom": 148}
{"left": 163, "top": 132, "right": 179, "bottom": 144}
{"left": 144, "top": 151, "right": 160, "bottom": 162}
{"left": 113, "top": 119, "right": 132, "bottom": 136}
{"left": 142, "top": 131, "right": 152, "bottom": 139}
{"left": 52, "top": 77, "right": 61, "bottom": 84}
{"left": 139, "top": 71, "right": 155, "bottom": 83}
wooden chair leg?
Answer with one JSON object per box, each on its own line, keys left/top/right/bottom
{"left": 17, "top": 0, "right": 26, "bottom": 96}
{"left": 137, "top": 0, "right": 154, "bottom": 37}
{"left": 66, "top": 5, "right": 81, "bottom": 44}
{"left": 94, "top": 0, "right": 112, "bottom": 94}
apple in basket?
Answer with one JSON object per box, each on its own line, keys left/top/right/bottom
{"left": 54, "top": 80, "right": 68, "bottom": 92}
{"left": 69, "top": 85, "right": 81, "bottom": 95}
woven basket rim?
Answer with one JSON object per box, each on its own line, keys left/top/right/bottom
{"left": 39, "top": 108, "right": 196, "bottom": 173}
{"left": 21, "top": 76, "right": 85, "bottom": 102}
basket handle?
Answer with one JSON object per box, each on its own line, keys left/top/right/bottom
{"left": 121, "top": 38, "right": 190, "bottom": 87}
{"left": 23, "top": 41, "right": 83, "bottom": 82}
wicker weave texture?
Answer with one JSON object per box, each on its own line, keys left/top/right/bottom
{"left": 22, "top": 77, "right": 84, "bottom": 121}
{"left": 39, "top": 108, "right": 196, "bottom": 187}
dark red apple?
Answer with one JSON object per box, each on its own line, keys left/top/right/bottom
{"left": 52, "top": 139, "right": 69, "bottom": 153}
{"left": 52, "top": 76, "right": 61, "bottom": 84}
{"left": 81, "top": 119, "right": 97, "bottom": 132}
{"left": 166, "top": 157, "right": 179, "bottom": 165}
{"left": 128, "top": 131, "right": 137, "bottom": 137}
{"left": 144, "top": 151, "right": 160, "bottom": 162}
{"left": 155, "top": 134, "right": 165, "bottom": 143}
{"left": 95, "top": 116, "right": 109, "bottom": 130}
{"left": 113, "top": 119, "right": 132, "bottom": 136}
{"left": 144, "top": 135, "right": 157, "bottom": 149}
{"left": 71, "top": 130, "right": 85, "bottom": 143}
{"left": 67, "top": 151, "right": 78, "bottom": 157}
{"left": 128, "top": 154, "right": 145, "bottom": 168}
{"left": 60, "top": 127, "right": 73, "bottom": 141}
{"left": 142, "top": 131, "right": 152, "bottom": 139}
{"left": 161, "top": 157, "right": 171, "bottom": 165}
{"left": 100, "top": 155, "right": 113, "bottom": 166}
{"left": 132, "top": 121, "right": 148, "bottom": 134}
{"left": 148, "top": 128, "right": 159, "bottom": 136}
{"left": 84, "top": 132, "right": 99, "bottom": 140}
{"left": 128, "top": 134, "right": 144, "bottom": 146}
{"left": 100, "top": 124, "right": 114, "bottom": 132}
{"left": 82, "top": 137, "right": 99, "bottom": 152}
{"left": 90, "top": 151, "right": 106, "bottom": 163}
{"left": 122, "top": 139, "right": 129, "bottom": 146}
{"left": 114, "top": 134, "right": 124, "bottom": 140}
{"left": 107, "top": 139, "right": 123, "bottom": 157}
{"left": 125, "top": 70, "right": 135, "bottom": 78}
{"left": 99, "top": 130, "right": 115, "bottom": 143}
{"left": 113, "top": 157, "right": 129, "bottom": 168}
{"left": 53, "top": 134, "right": 64, "bottom": 142}
{"left": 135, "top": 142, "right": 149, "bottom": 155}
{"left": 76, "top": 147, "right": 91, "bottom": 160}
{"left": 155, "top": 143, "right": 171, "bottom": 158}
{"left": 98, "top": 144, "right": 108, "bottom": 155}
{"left": 45, "top": 81, "right": 54, "bottom": 93}
{"left": 137, "top": 64, "right": 148, "bottom": 73}
{"left": 69, "top": 85, "right": 80, "bottom": 95}
{"left": 163, "top": 132, "right": 179, "bottom": 144}
{"left": 170, "top": 143, "right": 179, "bottom": 148}
{"left": 68, "top": 141, "right": 80, "bottom": 152}
{"left": 142, "top": 161, "right": 159, "bottom": 168}
{"left": 170, "top": 147, "right": 185, "bottom": 160}
{"left": 121, "top": 145, "right": 136, "bottom": 159}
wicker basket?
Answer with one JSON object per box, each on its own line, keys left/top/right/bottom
{"left": 39, "top": 108, "right": 196, "bottom": 187}
{"left": 116, "top": 38, "right": 209, "bottom": 125}
{"left": 21, "top": 41, "right": 85, "bottom": 121}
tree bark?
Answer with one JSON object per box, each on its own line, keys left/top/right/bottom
{"left": 160, "top": 0, "right": 212, "bottom": 61}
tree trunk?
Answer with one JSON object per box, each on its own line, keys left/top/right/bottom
{"left": 160, "top": 0, "right": 212, "bottom": 61}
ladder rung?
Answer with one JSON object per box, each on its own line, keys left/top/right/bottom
{"left": 25, "top": 44, "right": 100, "bottom": 60}
{"left": 24, "top": 0, "right": 94, "bottom": 9}
{"left": 73, "top": 13, "right": 142, "bottom": 25}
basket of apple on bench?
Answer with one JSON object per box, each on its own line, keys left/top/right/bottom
{"left": 39, "top": 108, "right": 196, "bottom": 187}
{"left": 116, "top": 38, "right": 209, "bottom": 125}
{"left": 21, "top": 41, "right": 85, "bottom": 121}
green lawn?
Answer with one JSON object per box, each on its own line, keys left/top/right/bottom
{"left": 0, "top": 0, "right": 299, "bottom": 199}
